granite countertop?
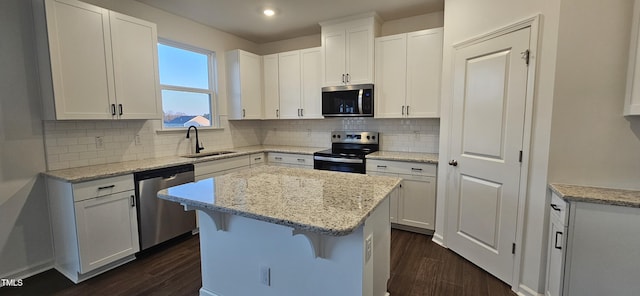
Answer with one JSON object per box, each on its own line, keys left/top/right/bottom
{"left": 158, "top": 165, "right": 401, "bottom": 236}
{"left": 43, "top": 145, "right": 327, "bottom": 183}
{"left": 366, "top": 151, "right": 439, "bottom": 164}
{"left": 550, "top": 183, "right": 640, "bottom": 208}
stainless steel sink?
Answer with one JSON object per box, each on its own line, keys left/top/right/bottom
{"left": 181, "top": 151, "right": 235, "bottom": 158}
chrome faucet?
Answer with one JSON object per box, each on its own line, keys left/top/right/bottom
{"left": 186, "top": 126, "right": 204, "bottom": 154}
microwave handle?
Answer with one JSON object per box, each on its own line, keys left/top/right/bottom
{"left": 358, "top": 89, "right": 363, "bottom": 114}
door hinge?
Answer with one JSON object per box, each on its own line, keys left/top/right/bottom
{"left": 519, "top": 150, "right": 523, "bottom": 163}
{"left": 512, "top": 243, "right": 516, "bottom": 254}
{"left": 521, "top": 49, "right": 530, "bottom": 65}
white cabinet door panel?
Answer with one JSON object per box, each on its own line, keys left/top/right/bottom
{"left": 75, "top": 190, "right": 139, "bottom": 273}
{"left": 263, "top": 54, "right": 279, "bottom": 119}
{"left": 301, "top": 48, "right": 323, "bottom": 119}
{"left": 278, "top": 51, "right": 302, "bottom": 119}
{"left": 110, "top": 11, "right": 160, "bottom": 119}
{"left": 406, "top": 29, "right": 442, "bottom": 118}
{"left": 375, "top": 34, "right": 407, "bottom": 118}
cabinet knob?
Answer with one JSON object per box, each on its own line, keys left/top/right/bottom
{"left": 550, "top": 204, "right": 561, "bottom": 212}
{"left": 448, "top": 160, "right": 458, "bottom": 166}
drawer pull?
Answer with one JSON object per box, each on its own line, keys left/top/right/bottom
{"left": 411, "top": 168, "right": 423, "bottom": 171}
{"left": 377, "top": 165, "right": 387, "bottom": 168}
{"left": 554, "top": 231, "right": 563, "bottom": 250}
{"left": 297, "top": 158, "right": 305, "bottom": 162}
{"left": 550, "top": 204, "right": 561, "bottom": 212}
{"left": 97, "top": 185, "right": 116, "bottom": 190}
{"left": 130, "top": 195, "right": 136, "bottom": 207}
{"left": 255, "top": 157, "right": 262, "bottom": 161}
{"left": 275, "top": 157, "right": 283, "bottom": 160}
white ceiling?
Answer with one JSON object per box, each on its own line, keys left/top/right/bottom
{"left": 136, "top": 0, "right": 444, "bottom": 43}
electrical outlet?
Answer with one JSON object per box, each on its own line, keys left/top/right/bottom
{"left": 260, "top": 266, "right": 270, "bottom": 286}
{"left": 95, "top": 136, "right": 104, "bottom": 149}
{"left": 365, "top": 235, "right": 373, "bottom": 263}
{"left": 135, "top": 134, "right": 141, "bottom": 145}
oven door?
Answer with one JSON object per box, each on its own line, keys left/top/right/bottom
{"left": 313, "top": 155, "right": 366, "bottom": 174}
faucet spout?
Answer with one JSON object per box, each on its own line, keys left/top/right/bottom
{"left": 186, "top": 126, "right": 204, "bottom": 154}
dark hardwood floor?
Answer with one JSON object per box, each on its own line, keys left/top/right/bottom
{"left": 3, "top": 230, "right": 515, "bottom": 296}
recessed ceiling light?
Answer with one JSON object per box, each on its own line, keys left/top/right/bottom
{"left": 263, "top": 9, "right": 275, "bottom": 17}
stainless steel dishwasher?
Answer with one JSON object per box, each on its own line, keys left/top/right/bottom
{"left": 134, "top": 164, "right": 195, "bottom": 251}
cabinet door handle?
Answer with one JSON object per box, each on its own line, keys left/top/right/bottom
{"left": 275, "top": 157, "right": 283, "bottom": 160}
{"left": 550, "top": 204, "right": 561, "bottom": 212}
{"left": 411, "top": 168, "right": 423, "bottom": 171}
{"left": 97, "top": 185, "right": 115, "bottom": 190}
{"left": 130, "top": 195, "right": 136, "bottom": 207}
{"left": 297, "top": 158, "right": 305, "bottom": 162}
{"left": 377, "top": 165, "right": 387, "bottom": 168}
{"left": 276, "top": 109, "right": 279, "bottom": 118}
{"left": 554, "top": 231, "right": 563, "bottom": 250}
{"left": 300, "top": 108, "right": 303, "bottom": 117}
{"left": 118, "top": 104, "right": 123, "bottom": 116}
{"left": 406, "top": 105, "right": 410, "bottom": 116}
{"left": 242, "top": 109, "right": 246, "bottom": 118}
{"left": 346, "top": 73, "right": 350, "bottom": 83}
{"left": 402, "top": 106, "right": 405, "bottom": 115}
{"left": 342, "top": 74, "right": 345, "bottom": 84}
{"left": 254, "top": 157, "right": 262, "bottom": 161}
{"left": 111, "top": 104, "right": 116, "bottom": 116}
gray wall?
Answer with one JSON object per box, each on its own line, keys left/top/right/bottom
{"left": 0, "top": 0, "right": 53, "bottom": 279}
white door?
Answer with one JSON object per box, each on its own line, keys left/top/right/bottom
{"left": 75, "top": 190, "right": 139, "bottom": 273}
{"left": 346, "top": 25, "right": 373, "bottom": 85}
{"left": 263, "top": 54, "right": 280, "bottom": 119}
{"left": 374, "top": 34, "right": 407, "bottom": 118}
{"left": 278, "top": 50, "right": 302, "bottom": 119}
{"left": 322, "top": 29, "right": 346, "bottom": 86}
{"left": 300, "top": 48, "right": 323, "bottom": 119}
{"left": 239, "top": 51, "right": 263, "bottom": 119}
{"left": 406, "top": 28, "right": 443, "bottom": 118}
{"left": 447, "top": 27, "right": 530, "bottom": 284}
{"left": 110, "top": 11, "right": 161, "bottom": 120}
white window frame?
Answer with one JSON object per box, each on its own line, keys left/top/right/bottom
{"left": 158, "top": 38, "right": 219, "bottom": 129}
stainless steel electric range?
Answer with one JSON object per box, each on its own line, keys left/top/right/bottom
{"left": 313, "top": 131, "right": 379, "bottom": 174}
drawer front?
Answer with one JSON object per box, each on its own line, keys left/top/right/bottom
{"left": 268, "top": 153, "right": 313, "bottom": 166}
{"left": 250, "top": 153, "right": 266, "bottom": 166}
{"left": 550, "top": 192, "right": 569, "bottom": 225}
{"left": 367, "top": 160, "right": 436, "bottom": 176}
{"left": 195, "top": 156, "right": 250, "bottom": 177}
{"left": 72, "top": 174, "right": 134, "bottom": 202}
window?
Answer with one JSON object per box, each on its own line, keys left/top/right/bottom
{"left": 157, "top": 40, "right": 217, "bottom": 129}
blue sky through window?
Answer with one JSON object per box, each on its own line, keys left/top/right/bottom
{"left": 158, "top": 42, "right": 214, "bottom": 127}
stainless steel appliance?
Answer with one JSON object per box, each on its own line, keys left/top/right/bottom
{"left": 134, "top": 164, "right": 195, "bottom": 250}
{"left": 322, "top": 84, "right": 374, "bottom": 117}
{"left": 313, "top": 131, "right": 379, "bottom": 174}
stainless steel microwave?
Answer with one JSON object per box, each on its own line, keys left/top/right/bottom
{"left": 321, "top": 84, "right": 374, "bottom": 117}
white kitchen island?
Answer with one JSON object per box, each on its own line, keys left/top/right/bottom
{"left": 158, "top": 166, "right": 400, "bottom": 296}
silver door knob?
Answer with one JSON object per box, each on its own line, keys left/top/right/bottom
{"left": 448, "top": 160, "right": 458, "bottom": 166}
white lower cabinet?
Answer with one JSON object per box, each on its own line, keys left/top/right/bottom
{"left": 545, "top": 192, "right": 640, "bottom": 296}
{"left": 367, "top": 159, "right": 436, "bottom": 232}
{"left": 250, "top": 153, "right": 266, "bottom": 167}
{"left": 194, "top": 155, "right": 251, "bottom": 181}
{"left": 47, "top": 174, "right": 139, "bottom": 283}
{"left": 267, "top": 152, "right": 313, "bottom": 169}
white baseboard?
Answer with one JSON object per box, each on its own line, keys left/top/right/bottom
{"left": 517, "top": 283, "right": 544, "bottom": 296}
{"left": 431, "top": 233, "right": 446, "bottom": 248}
{"left": 1, "top": 259, "right": 53, "bottom": 280}
{"left": 200, "top": 287, "right": 220, "bottom": 296}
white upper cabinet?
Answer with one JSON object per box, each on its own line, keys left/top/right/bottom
{"left": 263, "top": 54, "right": 280, "bottom": 119}
{"left": 278, "top": 50, "right": 302, "bottom": 119}
{"left": 276, "top": 48, "right": 323, "bottom": 119}
{"left": 226, "top": 49, "right": 263, "bottom": 120}
{"left": 300, "top": 48, "right": 323, "bottom": 119}
{"left": 320, "top": 14, "right": 380, "bottom": 87}
{"left": 375, "top": 28, "right": 443, "bottom": 118}
{"left": 626, "top": 0, "right": 640, "bottom": 115}
{"left": 34, "top": 0, "right": 161, "bottom": 120}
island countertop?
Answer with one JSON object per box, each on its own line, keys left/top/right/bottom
{"left": 158, "top": 165, "right": 401, "bottom": 236}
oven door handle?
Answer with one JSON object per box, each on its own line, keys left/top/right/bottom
{"left": 314, "top": 156, "right": 364, "bottom": 164}
{"left": 358, "top": 89, "right": 364, "bottom": 114}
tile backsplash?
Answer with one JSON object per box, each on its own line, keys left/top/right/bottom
{"left": 43, "top": 117, "right": 439, "bottom": 170}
